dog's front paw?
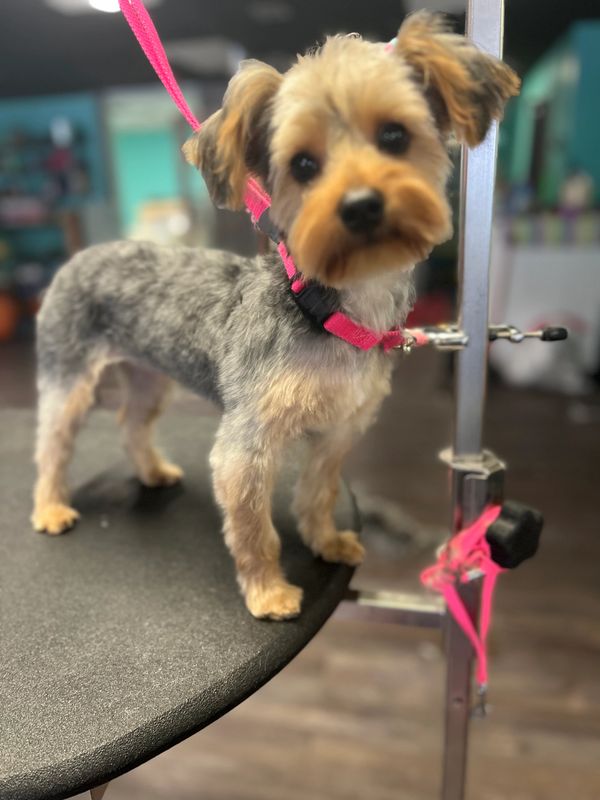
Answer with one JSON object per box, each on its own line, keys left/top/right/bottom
{"left": 319, "top": 530, "right": 365, "bottom": 566}
{"left": 140, "top": 461, "right": 184, "bottom": 488}
{"left": 246, "top": 581, "right": 304, "bottom": 621}
{"left": 32, "top": 503, "right": 80, "bottom": 535}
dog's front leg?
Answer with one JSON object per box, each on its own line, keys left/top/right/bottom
{"left": 210, "top": 418, "right": 303, "bottom": 620}
{"left": 293, "top": 425, "right": 366, "bottom": 567}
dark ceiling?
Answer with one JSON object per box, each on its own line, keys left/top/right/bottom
{"left": 1, "top": 0, "right": 599, "bottom": 99}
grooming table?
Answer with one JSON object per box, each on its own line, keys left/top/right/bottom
{"left": 0, "top": 410, "right": 357, "bottom": 800}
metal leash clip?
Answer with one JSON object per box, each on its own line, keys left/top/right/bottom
{"left": 395, "top": 326, "right": 469, "bottom": 352}
{"left": 397, "top": 332, "right": 417, "bottom": 353}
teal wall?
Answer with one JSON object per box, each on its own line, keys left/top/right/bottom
{"left": 508, "top": 35, "right": 576, "bottom": 202}
{"left": 112, "top": 128, "right": 181, "bottom": 232}
{"left": 506, "top": 21, "right": 600, "bottom": 206}
{"left": 570, "top": 22, "right": 600, "bottom": 199}
{"left": 110, "top": 124, "right": 209, "bottom": 234}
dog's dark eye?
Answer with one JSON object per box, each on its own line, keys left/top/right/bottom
{"left": 290, "top": 152, "right": 320, "bottom": 184}
{"left": 377, "top": 122, "right": 411, "bottom": 156}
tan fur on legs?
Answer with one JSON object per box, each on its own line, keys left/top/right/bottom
{"left": 210, "top": 423, "right": 302, "bottom": 620}
{"left": 293, "top": 428, "right": 365, "bottom": 566}
{"left": 292, "top": 389, "right": 391, "bottom": 565}
{"left": 117, "top": 362, "right": 183, "bottom": 487}
{"left": 32, "top": 358, "right": 107, "bottom": 535}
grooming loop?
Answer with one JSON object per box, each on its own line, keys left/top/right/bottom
{"left": 420, "top": 504, "right": 503, "bottom": 694}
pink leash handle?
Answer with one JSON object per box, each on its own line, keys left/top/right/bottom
{"left": 420, "top": 505, "right": 504, "bottom": 688}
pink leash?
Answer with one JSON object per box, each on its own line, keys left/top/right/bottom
{"left": 117, "top": 0, "right": 419, "bottom": 353}
{"left": 420, "top": 505, "right": 504, "bottom": 692}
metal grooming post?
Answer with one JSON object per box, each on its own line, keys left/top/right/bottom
{"left": 339, "top": 1, "right": 508, "bottom": 799}
{"left": 441, "top": 0, "right": 506, "bottom": 797}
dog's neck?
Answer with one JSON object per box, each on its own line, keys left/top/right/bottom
{"left": 337, "top": 268, "right": 415, "bottom": 332}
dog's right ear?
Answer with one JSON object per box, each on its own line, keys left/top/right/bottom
{"left": 182, "top": 60, "right": 282, "bottom": 210}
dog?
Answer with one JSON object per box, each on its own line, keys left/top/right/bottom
{"left": 31, "top": 13, "right": 519, "bottom": 620}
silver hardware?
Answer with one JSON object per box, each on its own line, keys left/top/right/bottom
{"left": 400, "top": 332, "right": 416, "bottom": 353}
{"left": 487, "top": 323, "right": 566, "bottom": 343}
{"left": 394, "top": 327, "right": 468, "bottom": 351}
{"left": 488, "top": 324, "right": 525, "bottom": 342}
{"left": 471, "top": 684, "right": 489, "bottom": 719}
{"left": 439, "top": 448, "right": 506, "bottom": 479}
{"left": 425, "top": 329, "right": 470, "bottom": 350}
{"left": 401, "top": 323, "right": 566, "bottom": 353}
{"left": 441, "top": 1, "right": 505, "bottom": 796}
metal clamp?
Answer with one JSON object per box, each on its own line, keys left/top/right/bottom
{"left": 401, "top": 323, "right": 568, "bottom": 353}
{"left": 424, "top": 327, "right": 470, "bottom": 350}
{"left": 488, "top": 324, "right": 568, "bottom": 343}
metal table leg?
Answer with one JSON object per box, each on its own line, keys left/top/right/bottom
{"left": 89, "top": 783, "right": 109, "bottom": 800}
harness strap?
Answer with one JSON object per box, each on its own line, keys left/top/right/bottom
{"left": 324, "top": 312, "right": 402, "bottom": 351}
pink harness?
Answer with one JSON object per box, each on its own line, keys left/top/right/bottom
{"left": 117, "top": 0, "right": 417, "bottom": 352}
{"left": 117, "top": 0, "right": 503, "bottom": 694}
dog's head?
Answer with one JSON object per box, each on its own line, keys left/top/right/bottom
{"left": 183, "top": 12, "right": 519, "bottom": 287}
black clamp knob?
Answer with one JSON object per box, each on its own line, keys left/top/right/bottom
{"left": 486, "top": 501, "right": 543, "bottom": 569}
{"left": 488, "top": 325, "right": 568, "bottom": 343}
{"left": 540, "top": 326, "right": 568, "bottom": 342}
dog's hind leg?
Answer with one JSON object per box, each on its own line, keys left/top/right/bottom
{"left": 117, "top": 362, "right": 183, "bottom": 488}
{"left": 32, "top": 358, "right": 106, "bottom": 535}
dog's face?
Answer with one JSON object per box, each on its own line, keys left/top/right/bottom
{"left": 183, "top": 12, "right": 519, "bottom": 287}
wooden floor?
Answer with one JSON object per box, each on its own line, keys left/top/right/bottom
{"left": 2, "top": 341, "right": 599, "bottom": 800}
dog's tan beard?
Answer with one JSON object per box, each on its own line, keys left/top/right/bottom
{"left": 287, "top": 161, "right": 452, "bottom": 288}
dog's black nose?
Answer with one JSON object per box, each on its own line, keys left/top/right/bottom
{"left": 339, "top": 189, "right": 384, "bottom": 234}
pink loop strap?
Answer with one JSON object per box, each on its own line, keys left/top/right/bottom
{"left": 421, "top": 505, "right": 503, "bottom": 687}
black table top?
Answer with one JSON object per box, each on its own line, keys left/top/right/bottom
{"left": 0, "top": 410, "right": 357, "bottom": 800}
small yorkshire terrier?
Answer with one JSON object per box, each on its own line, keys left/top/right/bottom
{"left": 32, "top": 13, "right": 519, "bottom": 619}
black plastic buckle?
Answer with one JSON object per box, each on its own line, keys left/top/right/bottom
{"left": 291, "top": 280, "right": 340, "bottom": 328}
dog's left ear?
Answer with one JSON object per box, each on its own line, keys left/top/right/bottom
{"left": 183, "top": 60, "right": 282, "bottom": 209}
{"left": 395, "top": 11, "right": 520, "bottom": 146}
